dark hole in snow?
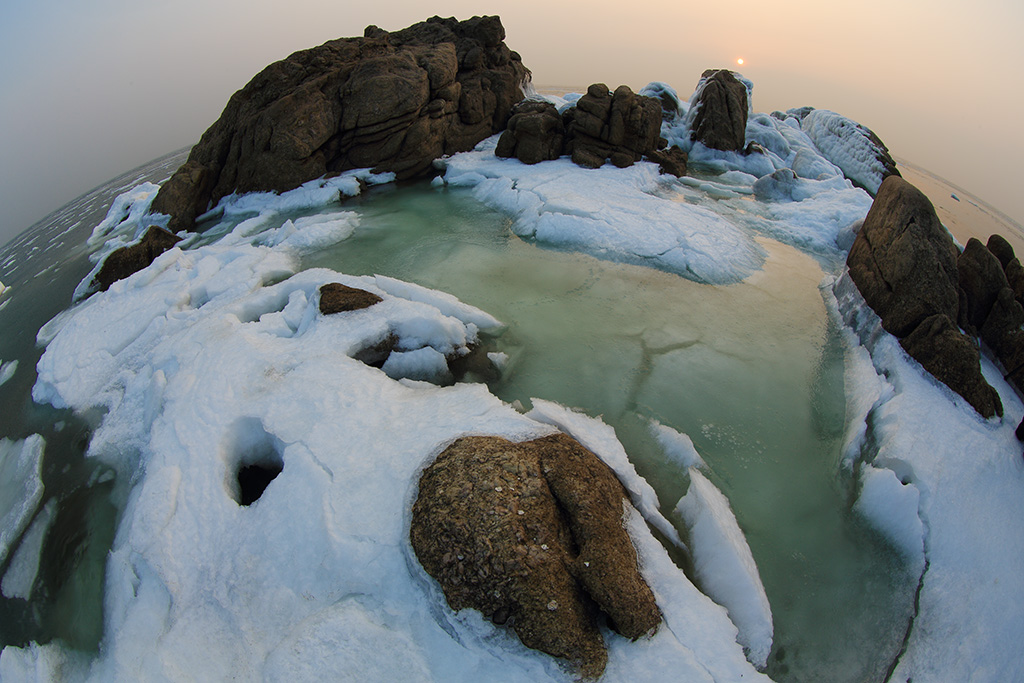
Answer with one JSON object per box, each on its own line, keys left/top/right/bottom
{"left": 237, "top": 462, "right": 284, "bottom": 506}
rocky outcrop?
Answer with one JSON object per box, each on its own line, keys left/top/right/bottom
{"left": 958, "top": 237, "right": 1009, "bottom": 334}
{"left": 494, "top": 100, "right": 565, "bottom": 164}
{"left": 799, "top": 108, "right": 900, "bottom": 196}
{"left": 151, "top": 16, "right": 529, "bottom": 232}
{"left": 645, "top": 146, "right": 688, "bottom": 178}
{"left": 564, "top": 84, "right": 663, "bottom": 169}
{"left": 93, "top": 226, "right": 181, "bottom": 292}
{"left": 687, "top": 70, "right": 748, "bottom": 152}
{"left": 410, "top": 433, "right": 660, "bottom": 678}
{"left": 318, "top": 282, "right": 382, "bottom": 314}
{"left": 848, "top": 176, "right": 1002, "bottom": 418}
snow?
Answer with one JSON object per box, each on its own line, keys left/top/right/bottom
{"left": 439, "top": 140, "right": 767, "bottom": 285}
{"left": 0, "top": 435, "right": 45, "bottom": 567}
{"left": 831, "top": 269, "right": 1024, "bottom": 682}
{"left": 13, "top": 190, "right": 769, "bottom": 681}
{"left": 675, "top": 468, "right": 773, "bottom": 669}
{"left": 0, "top": 359, "right": 17, "bottom": 387}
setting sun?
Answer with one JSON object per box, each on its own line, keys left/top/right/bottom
{"left": 737, "top": 57, "right": 745, "bottom": 65}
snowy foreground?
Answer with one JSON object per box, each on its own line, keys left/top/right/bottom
{"left": 2, "top": 80, "right": 1023, "bottom": 681}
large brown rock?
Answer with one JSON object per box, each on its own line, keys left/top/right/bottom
{"left": 564, "top": 84, "right": 663, "bottom": 169}
{"left": 152, "top": 16, "right": 530, "bottom": 231}
{"left": 93, "top": 226, "right": 181, "bottom": 292}
{"left": 848, "top": 176, "right": 961, "bottom": 338}
{"left": 494, "top": 100, "right": 565, "bottom": 164}
{"left": 958, "top": 237, "right": 1009, "bottom": 333}
{"left": 687, "top": 70, "right": 748, "bottom": 152}
{"left": 410, "top": 433, "right": 660, "bottom": 678}
{"left": 318, "top": 283, "right": 382, "bottom": 314}
{"left": 900, "top": 314, "right": 1002, "bottom": 418}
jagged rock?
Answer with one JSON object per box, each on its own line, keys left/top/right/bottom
{"left": 494, "top": 100, "right": 565, "bottom": 164}
{"left": 900, "top": 314, "right": 1002, "bottom": 419}
{"left": 318, "top": 283, "right": 383, "bottom": 314}
{"left": 987, "top": 234, "right": 1016, "bottom": 270}
{"left": 151, "top": 16, "right": 529, "bottom": 231}
{"left": 848, "top": 176, "right": 960, "bottom": 338}
{"left": 687, "top": 70, "right": 748, "bottom": 152}
{"left": 958, "top": 237, "right": 1010, "bottom": 333}
{"left": 93, "top": 226, "right": 181, "bottom": 292}
{"left": 645, "top": 147, "right": 688, "bottom": 178}
{"left": 410, "top": 433, "right": 661, "bottom": 679}
{"left": 564, "top": 84, "right": 662, "bottom": 169}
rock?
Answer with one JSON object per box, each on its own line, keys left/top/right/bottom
{"left": 799, "top": 109, "right": 900, "bottom": 195}
{"left": 318, "top": 283, "right": 383, "bottom": 314}
{"left": 979, "top": 287, "right": 1024, "bottom": 361}
{"left": 753, "top": 168, "right": 798, "bottom": 202}
{"left": 987, "top": 233, "right": 1016, "bottom": 270}
{"left": 900, "top": 314, "right": 1002, "bottom": 419}
{"left": 1016, "top": 416, "right": 1024, "bottom": 442}
{"left": 564, "top": 84, "right": 662, "bottom": 170}
{"left": 687, "top": 69, "right": 748, "bottom": 152}
{"left": 645, "top": 146, "right": 688, "bottom": 178}
{"left": 151, "top": 16, "right": 530, "bottom": 231}
{"left": 847, "top": 176, "right": 961, "bottom": 338}
{"left": 410, "top": 433, "right": 661, "bottom": 678}
{"left": 93, "top": 226, "right": 181, "bottom": 292}
{"left": 494, "top": 100, "right": 565, "bottom": 164}
{"left": 638, "top": 82, "right": 684, "bottom": 122}
{"left": 1006, "top": 258, "right": 1024, "bottom": 307}
{"left": 958, "top": 237, "right": 1009, "bottom": 334}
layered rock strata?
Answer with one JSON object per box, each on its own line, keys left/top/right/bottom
{"left": 152, "top": 16, "right": 529, "bottom": 231}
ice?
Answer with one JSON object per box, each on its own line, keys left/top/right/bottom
{"left": 0, "top": 435, "right": 45, "bottom": 567}
{"left": 0, "top": 280, "right": 7, "bottom": 297}
{"left": 800, "top": 110, "right": 893, "bottom": 195}
{"left": 18, "top": 205, "right": 768, "bottom": 680}
{"left": 647, "top": 419, "right": 706, "bottom": 470}
{"left": 854, "top": 465, "right": 925, "bottom": 564}
{"left": 0, "top": 359, "right": 17, "bottom": 387}
{"left": 2, "top": 499, "right": 56, "bottom": 600}
{"left": 439, "top": 144, "right": 766, "bottom": 284}
{"left": 675, "top": 468, "right": 773, "bottom": 669}
{"left": 832, "top": 269, "right": 1024, "bottom": 681}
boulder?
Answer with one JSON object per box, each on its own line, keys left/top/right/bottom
{"left": 987, "top": 233, "right": 1016, "bottom": 270}
{"left": 899, "top": 314, "right": 1002, "bottom": 419}
{"left": 410, "top": 433, "right": 661, "bottom": 678}
{"left": 318, "top": 283, "right": 383, "bottom": 314}
{"left": 494, "top": 100, "right": 565, "bottom": 164}
{"left": 687, "top": 70, "right": 748, "bottom": 152}
{"left": 645, "top": 146, "right": 688, "bottom": 178}
{"left": 980, "top": 287, "right": 1024, "bottom": 360}
{"left": 93, "top": 226, "right": 181, "bottom": 292}
{"left": 847, "top": 176, "right": 960, "bottom": 338}
{"left": 958, "top": 237, "right": 1009, "bottom": 333}
{"left": 151, "top": 16, "right": 530, "bottom": 231}
{"left": 564, "top": 84, "right": 662, "bottom": 169}
{"left": 1006, "top": 258, "right": 1024, "bottom": 307}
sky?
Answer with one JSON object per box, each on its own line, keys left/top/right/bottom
{"left": 2, "top": 0, "right": 1022, "bottom": 247}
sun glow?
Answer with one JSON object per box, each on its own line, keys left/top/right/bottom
{"left": 737, "top": 58, "right": 745, "bottom": 66}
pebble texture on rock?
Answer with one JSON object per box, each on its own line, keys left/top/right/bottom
{"left": 152, "top": 16, "right": 529, "bottom": 231}
{"left": 410, "top": 433, "right": 661, "bottom": 678}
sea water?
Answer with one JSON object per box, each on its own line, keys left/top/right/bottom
{"left": 0, "top": 153, "right": 916, "bottom": 681}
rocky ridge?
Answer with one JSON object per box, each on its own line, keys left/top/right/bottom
{"left": 151, "top": 16, "right": 529, "bottom": 232}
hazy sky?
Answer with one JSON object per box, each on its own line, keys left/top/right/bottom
{"left": 2, "top": 0, "right": 1022, "bottom": 247}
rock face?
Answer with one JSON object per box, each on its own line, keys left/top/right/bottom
{"left": 848, "top": 176, "right": 961, "bottom": 338}
{"left": 410, "top": 433, "right": 661, "bottom": 678}
{"left": 494, "top": 100, "right": 565, "bottom": 164}
{"left": 958, "top": 237, "right": 1009, "bottom": 334}
{"left": 93, "top": 226, "right": 181, "bottom": 292}
{"left": 318, "top": 282, "right": 383, "bottom": 314}
{"left": 152, "top": 16, "right": 529, "bottom": 231}
{"left": 848, "top": 176, "right": 1003, "bottom": 418}
{"left": 687, "top": 70, "right": 748, "bottom": 152}
{"left": 564, "top": 84, "right": 663, "bottom": 169}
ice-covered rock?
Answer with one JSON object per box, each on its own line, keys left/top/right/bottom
{"left": 800, "top": 109, "right": 899, "bottom": 195}
{"left": 92, "top": 225, "right": 181, "bottom": 294}
{"left": 684, "top": 70, "right": 750, "bottom": 152}
{"left": 675, "top": 468, "right": 773, "bottom": 669}
{"left": 0, "top": 359, "right": 17, "bottom": 388}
